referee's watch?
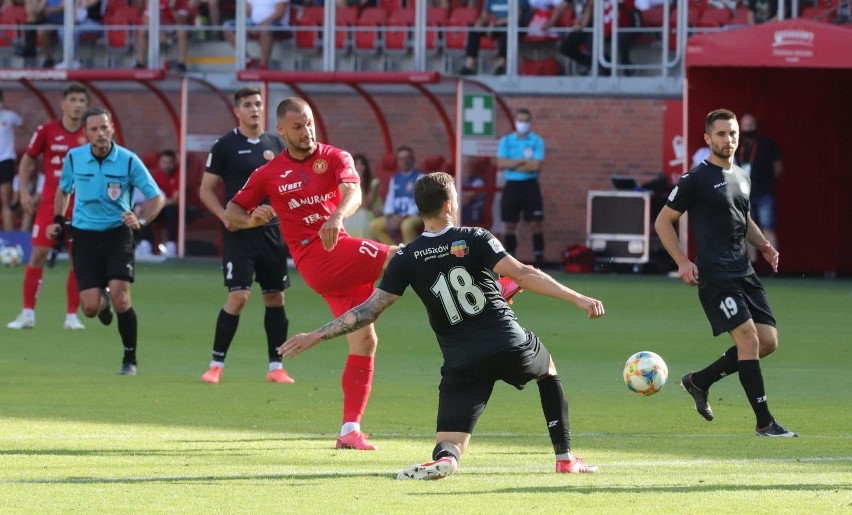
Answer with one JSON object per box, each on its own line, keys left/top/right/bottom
{"left": 138, "top": 218, "right": 147, "bottom": 228}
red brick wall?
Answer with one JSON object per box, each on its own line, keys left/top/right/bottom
{"left": 6, "top": 86, "right": 666, "bottom": 263}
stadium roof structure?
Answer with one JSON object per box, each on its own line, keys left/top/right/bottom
{"left": 685, "top": 18, "right": 852, "bottom": 69}
{"left": 683, "top": 19, "right": 852, "bottom": 275}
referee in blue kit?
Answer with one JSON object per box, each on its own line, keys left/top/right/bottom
{"left": 48, "top": 108, "right": 164, "bottom": 376}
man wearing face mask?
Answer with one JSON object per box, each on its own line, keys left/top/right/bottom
{"left": 735, "top": 113, "right": 782, "bottom": 264}
{"left": 497, "top": 108, "right": 546, "bottom": 268}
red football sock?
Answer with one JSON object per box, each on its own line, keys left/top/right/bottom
{"left": 341, "top": 354, "right": 374, "bottom": 425}
{"left": 66, "top": 269, "right": 80, "bottom": 314}
{"left": 23, "top": 265, "right": 43, "bottom": 310}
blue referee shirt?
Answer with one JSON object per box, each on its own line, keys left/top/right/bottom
{"left": 60, "top": 142, "right": 161, "bottom": 231}
{"left": 497, "top": 131, "right": 546, "bottom": 182}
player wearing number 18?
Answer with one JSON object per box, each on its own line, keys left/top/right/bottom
{"left": 226, "top": 97, "right": 400, "bottom": 451}
{"left": 279, "top": 172, "right": 605, "bottom": 479}
{"left": 654, "top": 108, "right": 797, "bottom": 438}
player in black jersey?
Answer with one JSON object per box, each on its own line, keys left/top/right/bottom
{"left": 655, "top": 108, "right": 797, "bottom": 438}
{"left": 280, "top": 171, "right": 605, "bottom": 479}
{"left": 198, "top": 87, "right": 294, "bottom": 384}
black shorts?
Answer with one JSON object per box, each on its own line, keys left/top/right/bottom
{"left": 698, "top": 273, "right": 776, "bottom": 336}
{"left": 436, "top": 331, "right": 551, "bottom": 434}
{"left": 71, "top": 225, "right": 135, "bottom": 291}
{"left": 0, "top": 159, "right": 14, "bottom": 184}
{"left": 500, "top": 179, "right": 544, "bottom": 223}
{"left": 222, "top": 224, "right": 291, "bottom": 293}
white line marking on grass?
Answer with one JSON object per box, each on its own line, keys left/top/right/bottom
{"left": 2, "top": 456, "right": 851, "bottom": 484}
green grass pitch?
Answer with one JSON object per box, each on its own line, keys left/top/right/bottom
{"left": 0, "top": 261, "right": 850, "bottom": 513}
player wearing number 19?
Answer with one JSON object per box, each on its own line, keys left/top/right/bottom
{"left": 226, "top": 97, "right": 399, "bottom": 451}
{"left": 654, "top": 108, "right": 797, "bottom": 438}
{"left": 279, "top": 172, "right": 605, "bottom": 479}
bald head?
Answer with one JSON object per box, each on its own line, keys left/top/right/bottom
{"left": 276, "top": 97, "right": 310, "bottom": 119}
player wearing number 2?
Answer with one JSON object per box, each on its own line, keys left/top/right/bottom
{"left": 655, "top": 108, "right": 797, "bottom": 437}
{"left": 226, "top": 97, "right": 399, "bottom": 451}
{"left": 279, "top": 172, "right": 604, "bottom": 479}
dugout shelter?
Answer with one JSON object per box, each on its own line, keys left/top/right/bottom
{"left": 685, "top": 19, "right": 852, "bottom": 275}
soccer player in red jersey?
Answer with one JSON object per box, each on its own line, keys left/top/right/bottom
{"left": 7, "top": 83, "right": 90, "bottom": 331}
{"left": 225, "top": 97, "right": 399, "bottom": 450}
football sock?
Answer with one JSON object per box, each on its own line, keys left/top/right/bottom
{"left": 341, "top": 422, "right": 360, "bottom": 436}
{"left": 432, "top": 442, "right": 460, "bottom": 463}
{"left": 66, "top": 269, "right": 80, "bottom": 314}
{"left": 504, "top": 234, "right": 517, "bottom": 256}
{"left": 117, "top": 307, "right": 138, "bottom": 365}
{"left": 264, "top": 305, "right": 288, "bottom": 363}
{"left": 691, "top": 345, "right": 738, "bottom": 390}
{"left": 737, "top": 359, "right": 773, "bottom": 427}
{"left": 341, "top": 354, "right": 374, "bottom": 425}
{"left": 212, "top": 309, "right": 240, "bottom": 362}
{"left": 268, "top": 361, "right": 283, "bottom": 371}
{"left": 533, "top": 233, "right": 545, "bottom": 265}
{"left": 23, "top": 265, "right": 43, "bottom": 309}
{"left": 537, "top": 375, "right": 571, "bottom": 456}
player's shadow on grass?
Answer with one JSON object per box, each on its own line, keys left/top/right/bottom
{"left": 413, "top": 483, "right": 847, "bottom": 495}
{"left": 5, "top": 471, "right": 392, "bottom": 485}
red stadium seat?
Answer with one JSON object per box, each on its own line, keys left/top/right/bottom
{"left": 104, "top": 5, "right": 143, "bottom": 54}
{"left": 294, "top": 5, "right": 324, "bottom": 53}
{"left": 354, "top": 7, "right": 388, "bottom": 55}
{"left": 444, "top": 7, "right": 481, "bottom": 55}
{"left": 696, "top": 6, "right": 731, "bottom": 27}
{"left": 384, "top": 8, "right": 414, "bottom": 55}
{"left": 728, "top": 6, "right": 749, "bottom": 25}
{"left": 0, "top": 6, "right": 26, "bottom": 51}
{"left": 335, "top": 6, "right": 360, "bottom": 53}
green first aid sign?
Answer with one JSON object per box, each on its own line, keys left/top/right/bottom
{"left": 463, "top": 93, "right": 494, "bottom": 137}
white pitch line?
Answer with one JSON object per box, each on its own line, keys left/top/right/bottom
{"left": 1, "top": 456, "right": 851, "bottom": 484}
{"left": 0, "top": 431, "right": 849, "bottom": 440}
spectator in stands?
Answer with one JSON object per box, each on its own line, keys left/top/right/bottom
{"left": 193, "top": 0, "right": 221, "bottom": 39}
{"left": 343, "top": 154, "right": 382, "bottom": 239}
{"left": 137, "top": 149, "right": 180, "bottom": 257}
{"left": 0, "top": 88, "right": 22, "bottom": 232}
{"left": 747, "top": 0, "right": 778, "bottom": 24}
{"left": 135, "top": 0, "right": 192, "bottom": 72}
{"left": 30, "top": 0, "right": 63, "bottom": 67}
{"left": 223, "top": 0, "right": 290, "bottom": 70}
{"left": 458, "top": 0, "right": 533, "bottom": 76}
{"left": 54, "top": 0, "right": 106, "bottom": 69}
{"left": 498, "top": 107, "right": 546, "bottom": 267}
{"left": 369, "top": 146, "right": 424, "bottom": 245}
{"left": 735, "top": 113, "right": 782, "bottom": 263}
{"left": 527, "top": 0, "right": 570, "bottom": 40}
{"left": 558, "top": 0, "right": 638, "bottom": 76}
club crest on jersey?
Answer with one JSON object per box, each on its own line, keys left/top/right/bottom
{"left": 740, "top": 182, "right": 749, "bottom": 195}
{"left": 107, "top": 182, "right": 122, "bottom": 201}
{"left": 313, "top": 159, "right": 328, "bottom": 174}
{"left": 263, "top": 150, "right": 275, "bottom": 161}
{"left": 450, "top": 240, "right": 469, "bottom": 258}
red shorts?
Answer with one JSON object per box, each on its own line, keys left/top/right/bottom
{"left": 31, "top": 194, "right": 74, "bottom": 248}
{"left": 294, "top": 235, "right": 389, "bottom": 317}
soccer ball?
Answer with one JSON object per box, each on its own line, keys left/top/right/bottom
{"left": 0, "top": 244, "right": 24, "bottom": 267}
{"left": 624, "top": 351, "right": 668, "bottom": 396}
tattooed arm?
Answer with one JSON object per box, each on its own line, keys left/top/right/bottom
{"left": 278, "top": 289, "right": 400, "bottom": 358}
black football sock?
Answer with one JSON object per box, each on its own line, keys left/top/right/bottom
{"left": 212, "top": 309, "right": 240, "bottom": 362}
{"left": 737, "top": 359, "right": 773, "bottom": 427}
{"left": 117, "top": 307, "right": 138, "bottom": 365}
{"left": 264, "top": 305, "right": 288, "bottom": 363}
{"left": 432, "top": 441, "right": 460, "bottom": 463}
{"left": 537, "top": 375, "right": 571, "bottom": 456}
{"left": 533, "top": 233, "right": 545, "bottom": 265}
{"left": 692, "top": 345, "right": 738, "bottom": 390}
{"left": 504, "top": 234, "right": 517, "bottom": 256}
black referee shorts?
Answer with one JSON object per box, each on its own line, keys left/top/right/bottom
{"left": 0, "top": 159, "right": 14, "bottom": 184}
{"left": 71, "top": 225, "right": 135, "bottom": 291}
{"left": 698, "top": 273, "right": 777, "bottom": 336}
{"left": 500, "top": 179, "right": 544, "bottom": 224}
{"left": 436, "top": 331, "right": 552, "bottom": 434}
{"left": 222, "top": 224, "right": 291, "bottom": 293}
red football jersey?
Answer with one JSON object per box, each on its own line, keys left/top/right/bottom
{"left": 231, "top": 142, "right": 360, "bottom": 261}
{"left": 25, "top": 119, "right": 87, "bottom": 203}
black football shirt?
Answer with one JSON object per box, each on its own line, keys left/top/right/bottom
{"left": 379, "top": 226, "right": 528, "bottom": 368}
{"left": 666, "top": 160, "right": 755, "bottom": 281}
